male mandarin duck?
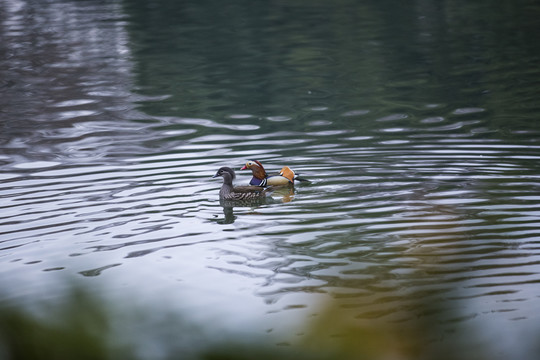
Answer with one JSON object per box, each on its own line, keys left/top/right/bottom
{"left": 240, "top": 160, "right": 308, "bottom": 187}
{"left": 213, "top": 167, "right": 272, "bottom": 200}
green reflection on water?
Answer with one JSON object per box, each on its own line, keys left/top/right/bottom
{"left": 123, "top": 0, "right": 540, "bottom": 138}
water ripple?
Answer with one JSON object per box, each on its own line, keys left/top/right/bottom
{"left": 1, "top": 1, "right": 540, "bottom": 355}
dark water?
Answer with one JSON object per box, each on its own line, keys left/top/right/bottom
{"left": 1, "top": 0, "right": 540, "bottom": 358}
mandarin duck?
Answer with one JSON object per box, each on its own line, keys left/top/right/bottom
{"left": 213, "top": 167, "right": 272, "bottom": 200}
{"left": 240, "top": 160, "right": 308, "bottom": 187}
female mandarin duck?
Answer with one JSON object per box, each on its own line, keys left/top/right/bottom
{"left": 213, "top": 167, "right": 272, "bottom": 200}
{"left": 240, "top": 160, "right": 307, "bottom": 187}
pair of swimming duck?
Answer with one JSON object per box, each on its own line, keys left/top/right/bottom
{"left": 213, "top": 160, "right": 307, "bottom": 201}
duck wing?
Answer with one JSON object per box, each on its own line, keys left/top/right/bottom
{"left": 233, "top": 185, "right": 268, "bottom": 194}
{"left": 266, "top": 175, "right": 293, "bottom": 186}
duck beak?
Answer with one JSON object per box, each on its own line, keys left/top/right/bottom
{"left": 212, "top": 172, "right": 220, "bottom": 178}
{"left": 240, "top": 165, "right": 248, "bottom": 170}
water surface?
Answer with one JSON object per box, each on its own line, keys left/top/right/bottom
{"left": 1, "top": 0, "right": 540, "bottom": 358}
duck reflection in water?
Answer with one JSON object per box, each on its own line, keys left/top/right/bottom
{"left": 212, "top": 167, "right": 294, "bottom": 224}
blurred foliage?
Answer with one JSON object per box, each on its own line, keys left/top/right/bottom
{"left": 0, "top": 286, "right": 508, "bottom": 360}
{"left": 0, "top": 289, "right": 133, "bottom": 360}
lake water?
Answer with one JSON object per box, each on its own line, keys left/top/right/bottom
{"left": 1, "top": 0, "right": 540, "bottom": 358}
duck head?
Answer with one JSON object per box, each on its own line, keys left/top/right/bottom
{"left": 240, "top": 160, "right": 267, "bottom": 180}
{"left": 213, "top": 167, "right": 236, "bottom": 183}
{"left": 279, "top": 166, "right": 295, "bottom": 183}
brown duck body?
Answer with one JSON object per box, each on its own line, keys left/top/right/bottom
{"left": 213, "top": 167, "right": 271, "bottom": 201}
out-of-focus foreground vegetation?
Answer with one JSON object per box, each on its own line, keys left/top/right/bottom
{"left": 1, "top": 286, "right": 537, "bottom": 360}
